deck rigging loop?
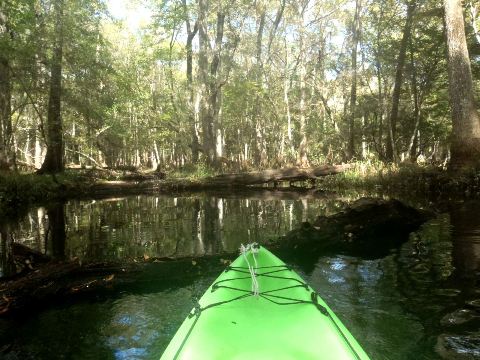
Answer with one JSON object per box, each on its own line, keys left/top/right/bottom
{"left": 240, "top": 242, "right": 260, "bottom": 297}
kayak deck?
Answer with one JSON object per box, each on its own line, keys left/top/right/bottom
{"left": 161, "top": 246, "right": 370, "bottom": 360}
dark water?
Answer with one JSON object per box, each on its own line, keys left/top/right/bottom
{"left": 0, "top": 192, "right": 479, "bottom": 359}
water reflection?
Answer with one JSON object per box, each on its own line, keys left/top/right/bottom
{"left": 450, "top": 201, "right": 480, "bottom": 278}
{"left": 0, "top": 223, "right": 15, "bottom": 278}
{"left": 0, "top": 194, "right": 479, "bottom": 359}
{"left": 0, "top": 194, "right": 347, "bottom": 269}
{"left": 46, "top": 204, "right": 67, "bottom": 261}
{"left": 434, "top": 201, "right": 480, "bottom": 359}
{"left": 301, "top": 207, "right": 480, "bottom": 359}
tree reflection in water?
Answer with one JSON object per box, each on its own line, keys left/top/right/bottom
{"left": 1, "top": 194, "right": 345, "bottom": 264}
{"left": 46, "top": 203, "right": 66, "bottom": 261}
{"left": 450, "top": 201, "right": 480, "bottom": 279}
{"left": 1, "top": 194, "right": 479, "bottom": 359}
{"left": 0, "top": 223, "right": 15, "bottom": 278}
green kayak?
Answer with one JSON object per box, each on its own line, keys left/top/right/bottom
{"left": 161, "top": 244, "right": 370, "bottom": 360}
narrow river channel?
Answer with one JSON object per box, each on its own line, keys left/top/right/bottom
{"left": 0, "top": 192, "right": 479, "bottom": 359}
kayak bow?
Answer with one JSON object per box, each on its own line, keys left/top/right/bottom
{"left": 161, "top": 244, "right": 370, "bottom": 360}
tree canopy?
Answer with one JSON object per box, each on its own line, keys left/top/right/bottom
{"left": 1, "top": 0, "right": 480, "bottom": 172}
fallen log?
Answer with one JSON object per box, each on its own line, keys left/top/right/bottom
{"left": 0, "top": 255, "right": 232, "bottom": 316}
{"left": 203, "top": 164, "right": 351, "bottom": 186}
{"left": 271, "top": 197, "right": 434, "bottom": 268}
{"left": 74, "top": 165, "right": 349, "bottom": 197}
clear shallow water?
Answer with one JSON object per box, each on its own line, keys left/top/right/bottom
{"left": 0, "top": 193, "right": 479, "bottom": 359}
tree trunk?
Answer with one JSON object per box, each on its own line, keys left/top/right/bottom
{"left": 347, "top": 0, "right": 362, "bottom": 160}
{"left": 198, "top": 0, "right": 225, "bottom": 167}
{"left": 374, "top": 8, "right": 386, "bottom": 160}
{"left": 211, "top": 12, "right": 225, "bottom": 164}
{"left": 284, "top": 41, "right": 294, "bottom": 162}
{"left": 254, "top": 4, "right": 267, "bottom": 167}
{"left": 362, "top": 114, "right": 368, "bottom": 158}
{"left": 408, "top": 37, "right": 421, "bottom": 162}
{"left": 386, "top": 0, "right": 417, "bottom": 163}
{"left": 183, "top": 0, "right": 200, "bottom": 164}
{"left": 39, "top": 0, "right": 64, "bottom": 174}
{"left": 0, "top": 9, "right": 12, "bottom": 170}
{"left": 298, "top": 59, "right": 309, "bottom": 167}
{"left": 267, "top": 0, "right": 286, "bottom": 54}
{"left": 444, "top": 0, "right": 480, "bottom": 169}
{"left": 0, "top": 57, "right": 11, "bottom": 170}
{"left": 297, "top": 3, "right": 309, "bottom": 167}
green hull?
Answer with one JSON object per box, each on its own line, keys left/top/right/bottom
{"left": 161, "top": 246, "right": 370, "bottom": 360}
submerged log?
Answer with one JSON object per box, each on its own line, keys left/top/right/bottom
{"left": 0, "top": 255, "right": 231, "bottom": 316}
{"left": 272, "top": 197, "right": 434, "bottom": 265}
{"left": 0, "top": 197, "right": 431, "bottom": 316}
{"left": 203, "top": 164, "right": 351, "bottom": 186}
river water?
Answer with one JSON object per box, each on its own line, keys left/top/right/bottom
{"left": 0, "top": 192, "right": 479, "bottom": 359}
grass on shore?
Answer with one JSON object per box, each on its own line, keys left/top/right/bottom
{"left": 167, "top": 163, "right": 220, "bottom": 180}
{"left": 0, "top": 164, "right": 218, "bottom": 210}
{"left": 319, "top": 161, "right": 480, "bottom": 197}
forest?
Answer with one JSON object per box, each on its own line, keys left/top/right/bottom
{"left": 1, "top": 1, "right": 480, "bottom": 359}
{"left": 0, "top": 0, "right": 479, "bottom": 177}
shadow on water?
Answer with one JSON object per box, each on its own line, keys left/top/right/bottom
{"left": 450, "top": 201, "right": 480, "bottom": 279}
{"left": 0, "top": 223, "right": 15, "bottom": 278}
{"left": 46, "top": 203, "right": 67, "bottom": 261}
{"left": 0, "top": 192, "right": 479, "bottom": 359}
{"left": 0, "top": 261, "right": 224, "bottom": 360}
{"left": 434, "top": 201, "right": 480, "bottom": 359}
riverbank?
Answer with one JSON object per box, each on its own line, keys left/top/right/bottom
{"left": 1, "top": 163, "right": 479, "bottom": 218}
{"left": 0, "top": 169, "right": 192, "bottom": 218}
{"left": 319, "top": 162, "right": 480, "bottom": 198}
{"left": 0, "top": 165, "right": 347, "bottom": 215}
